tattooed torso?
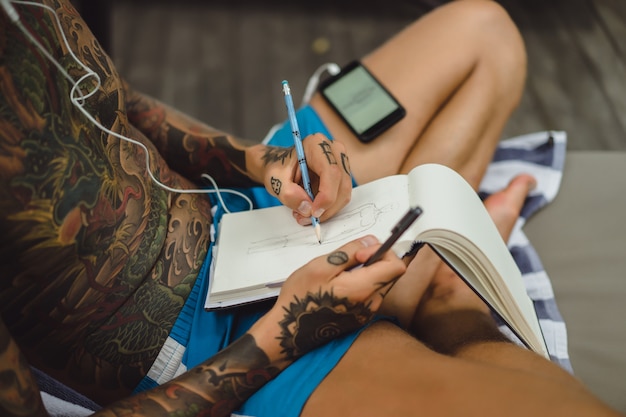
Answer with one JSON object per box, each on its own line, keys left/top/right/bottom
{"left": 0, "top": 0, "right": 212, "bottom": 403}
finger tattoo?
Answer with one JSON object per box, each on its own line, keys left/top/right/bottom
{"left": 327, "top": 251, "right": 349, "bottom": 265}
{"left": 271, "top": 176, "right": 282, "bottom": 195}
{"left": 318, "top": 141, "right": 337, "bottom": 165}
{"left": 340, "top": 153, "right": 351, "bottom": 176}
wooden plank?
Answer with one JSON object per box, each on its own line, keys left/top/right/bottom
{"left": 592, "top": 0, "right": 626, "bottom": 59}
{"left": 193, "top": 5, "right": 239, "bottom": 133}
{"left": 496, "top": 0, "right": 558, "bottom": 139}
{"left": 158, "top": 5, "right": 204, "bottom": 110}
{"left": 229, "top": 7, "right": 282, "bottom": 140}
{"left": 500, "top": 0, "right": 625, "bottom": 150}
{"left": 553, "top": 0, "right": 626, "bottom": 149}
{"left": 112, "top": 2, "right": 170, "bottom": 96}
{"left": 499, "top": 0, "right": 587, "bottom": 145}
{"left": 113, "top": 2, "right": 243, "bottom": 134}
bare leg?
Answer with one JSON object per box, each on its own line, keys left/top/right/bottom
{"left": 301, "top": 176, "right": 621, "bottom": 417}
{"left": 310, "top": 0, "right": 526, "bottom": 188}
{"left": 311, "top": 0, "right": 527, "bottom": 326}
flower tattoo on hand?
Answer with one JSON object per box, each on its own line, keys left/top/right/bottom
{"left": 277, "top": 289, "right": 372, "bottom": 360}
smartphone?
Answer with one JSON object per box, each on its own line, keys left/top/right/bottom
{"left": 318, "top": 61, "right": 406, "bottom": 143}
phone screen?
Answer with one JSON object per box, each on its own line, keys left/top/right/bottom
{"left": 319, "top": 62, "right": 405, "bottom": 142}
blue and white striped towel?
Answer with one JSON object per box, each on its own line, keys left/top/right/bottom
{"left": 479, "top": 130, "right": 571, "bottom": 372}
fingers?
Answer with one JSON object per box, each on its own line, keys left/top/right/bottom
{"left": 315, "top": 235, "right": 407, "bottom": 305}
{"left": 295, "top": 235, "right": 382, "bottom": 279}
{"left": 263, "top": 134, "right": 352, "bottom": 226}
{"left": 280, "top": 235, "right": 406, "bottom": 306}
{"left": 300, "top": 134, "right": 352, "bottom": 222}
{"left": 335, "top": 246, "right": 407, "bottom": 310}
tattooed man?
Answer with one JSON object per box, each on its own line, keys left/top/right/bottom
{"left": 0, "top": 0, "right": 621, "bottom": 416}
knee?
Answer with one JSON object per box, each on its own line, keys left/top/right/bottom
{"left": 467, "top": 1, "right": 527, "bottom": 83}
{"left": 447, "top": 0, "right": 527, "bottom": 93}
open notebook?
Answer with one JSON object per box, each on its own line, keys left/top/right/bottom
{"left": 207, "top": 163, "right": 549, "bottom": 358}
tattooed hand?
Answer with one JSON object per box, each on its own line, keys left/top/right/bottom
{"left": 249, "top": 235, "right": 407, "bottom": 364}
{"left": 259, "top": 133, "right": 352, "bottom": 226}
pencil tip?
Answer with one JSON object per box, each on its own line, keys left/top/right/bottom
{"left": 315, "top": 223, "right": 322, "bottom": 244}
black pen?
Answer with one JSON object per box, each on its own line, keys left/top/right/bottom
{"left": 363, "top": 206, "right": 423, "bottom": 267}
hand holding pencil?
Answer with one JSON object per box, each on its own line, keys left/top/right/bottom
{"left": 273, "top": 80, "right": 352, "bottom": 243}
{"left": 282, "top": 80, "right": 322, "bottom": 242}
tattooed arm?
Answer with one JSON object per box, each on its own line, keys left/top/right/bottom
{"left": 0, "top": 235, "right": 404, "bottom": 417}
{"left": 97, "top": 235, "right": 405, "bottom": 417}
{"left": 124, "top": 84, "right": 353, "bottom": 223}
{"left": 98, "top": 234, "right": 405, "bottom": 417}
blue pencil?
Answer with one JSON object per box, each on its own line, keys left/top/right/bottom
{"left": 281, "top": 80, "right": 322, "bottom": 243}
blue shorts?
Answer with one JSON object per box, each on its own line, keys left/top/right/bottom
{"left": 135, "top": 105, "right": 369, "bottom": 417}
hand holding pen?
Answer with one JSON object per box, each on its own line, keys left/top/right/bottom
{"left": 363, "top": 206, "right": 423, "bottom": 266}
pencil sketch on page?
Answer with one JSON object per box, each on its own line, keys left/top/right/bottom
{"left": 246, "top": 202, "right": 398, "bottom": 254}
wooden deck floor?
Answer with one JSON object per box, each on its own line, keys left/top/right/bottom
{"left": 109, "top": 0, "right": 626, "bottom": 151}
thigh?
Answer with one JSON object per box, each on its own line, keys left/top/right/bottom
{"left": 309, "top": 0, "right": 522, "bottom": 184}
{"left": 301, "top": 321, "right": 617, "bottom": 417}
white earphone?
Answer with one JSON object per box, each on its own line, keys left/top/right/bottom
{"left": 1, "top": 0, "right": 19, "bottom": 22}
{"left": 1, "top": 0, "right": 254, "bottom": 212}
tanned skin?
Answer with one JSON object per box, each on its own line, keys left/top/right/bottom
{"left": 0, "top": 0, "right": 357, "bottom": 412}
